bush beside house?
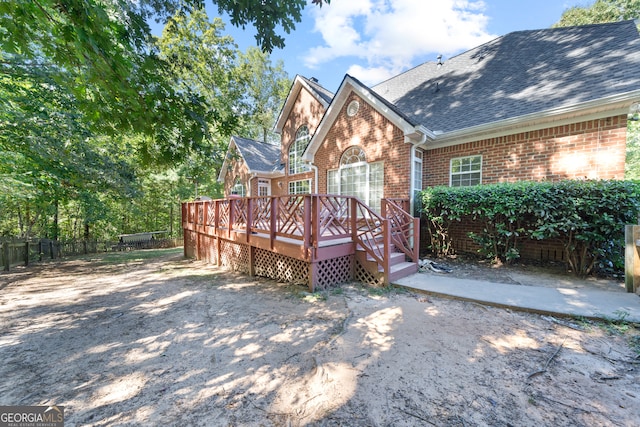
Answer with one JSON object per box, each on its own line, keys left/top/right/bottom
{"left": 421, "top": 180, "right": 640, "bottom": 277}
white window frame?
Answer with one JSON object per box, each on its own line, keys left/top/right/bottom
{"left": 450, "top": 155, "right": 482, "bottom": 187}
{"left": 258, "top": 179, "right": 270, "bottom": 197}
{"left": 288, "top": 179, "right": 311, "bottom": 195}
{"left": 413, "top": 149, "right": 423, "bottom": 195}
{"left": 326, "top": 146, "right": 384, "bottom": 213}
{"left": 231, "top": 178, "right": 246, "bottom": 197}
{"left": 288, "top": 125, "right": 311, "bottom": 175}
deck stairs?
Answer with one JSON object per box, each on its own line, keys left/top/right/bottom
{"left": 355, "top": 240, "right": 419, "bottom": 283}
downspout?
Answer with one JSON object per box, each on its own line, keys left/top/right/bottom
{"left": 249, "top": 173, "right": 257, "bottom": 197}
{"left": 311, "top": 164, "right": 319, "bottom": 193}
{"left": 409, "top": 129, "right": 428, "bottom": 215}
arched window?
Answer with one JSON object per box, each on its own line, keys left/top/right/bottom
{"left": 327, "top": 146, "right": 383, "bottom": 212}
{"left": 288, "top": 125, "right": 311, "bottom": 175}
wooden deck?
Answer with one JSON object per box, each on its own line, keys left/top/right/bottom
{"left": 182, "top": 195, "right": 419, "bottom": 291}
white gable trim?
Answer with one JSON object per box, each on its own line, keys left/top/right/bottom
{"left": 303, "top": 75, "right": 433, "bottom": 162}
{"left": 217, "top": 137, "right": 241, "bottom": 183}
{"left": 274, "top": 75, "right": 331, "bottom": 134}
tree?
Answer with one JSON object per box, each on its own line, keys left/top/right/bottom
{"left": 553, "top": 0, "right": 640, "bottom": 27}
{"left": 1, "top": 0, "right": 329, "bottom": 162}
{"left": 0, "top": 0, "right": 326, "bottom": 239}
{"left": 626, "top": 119, "right": 640, "bottom": 179}
{"left": 236, "top": 47, "right": 291, "bottom": 144}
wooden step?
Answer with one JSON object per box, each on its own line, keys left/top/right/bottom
{"left": 388, "top": 262, "right": 419, "bottom": 282}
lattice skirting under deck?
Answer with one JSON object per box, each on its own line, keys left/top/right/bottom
{"left": 184, "top": 230, "right": 383, "bottom": 290}
{"left": 355, "top": 259, "right": 385, "bottom": 287}
{"left": 254, "top": 248, "right": 309, "bottom": 285}
{"left": 220, "top": 240, "right": 250, "bottom": 274}
{"left": 314, "top": 255, "right": 354, "bottom": 291}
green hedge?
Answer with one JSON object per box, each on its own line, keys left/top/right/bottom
{"left": 420, "top": 180, "right": 640, "bottom": 277}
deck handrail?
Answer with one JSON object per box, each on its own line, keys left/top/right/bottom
{"left": 350, "top": 197, "right": 391, "bottom": 282}
{"left": 382, "top": 198, "right": 420, "bottom": 264}
{"left": 182, "top": 195, "right": 418, "bottom": 275}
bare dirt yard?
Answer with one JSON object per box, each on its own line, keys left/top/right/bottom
{"left": 1, "top": 248, "right": 639, "bottom": 426}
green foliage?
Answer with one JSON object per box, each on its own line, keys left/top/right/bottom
{"left": 554, "top": 0, "right": 640, "bottom": 27}
{"left": 421, "top": 180, "right": 640, "bottom": 277}
{"left": 235, "top": 47, "right": 291, "bottom": 144}
{"left": 626, "top": 119, "right": 640, "bottom": 179}
{"left": 0, "top": 2, "right": 304, "bottom": 241}
{"left": 214, "top": 0, "right": 330, "bottom": 52}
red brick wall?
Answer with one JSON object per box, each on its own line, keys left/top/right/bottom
{"left": 421, "top": 115, "right": 628, "bottom": 262}
{"left": 424, "top": 115, "right": 628, "bottom": 186}
{"left": 223, "top": 148, "right": 252, "bottom": 196}
{"left": 314, "top": 93, "right": 413, "bottom": 199}
{"left": 279, "top": 87, "right": 326, "bottom": 193}
{"left": 443, "top": 217, "right": 566, "bottom": 263}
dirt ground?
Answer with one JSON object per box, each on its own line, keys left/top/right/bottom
{"left": 1, "top": 248, "right": 639, "bottom": 426}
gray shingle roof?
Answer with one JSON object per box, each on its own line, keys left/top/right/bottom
{"left": 373, "top": 20, "right": 640, "bottom": 134}
{"left": 300, "top": 76, "right": 334, "bottom": 104}
{"left": 232, "top": 136, "right": 281, "bottom": 172}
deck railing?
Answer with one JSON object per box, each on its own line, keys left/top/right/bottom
{"left": 382, "top": 198, "right": 420, "bottom": 264}
{"left": 183, "top": 195, "right": 419, "bottom": 278}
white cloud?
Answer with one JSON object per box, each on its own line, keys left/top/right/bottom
{"left": 304, "top": 0, "right": 496, "bottom": 85}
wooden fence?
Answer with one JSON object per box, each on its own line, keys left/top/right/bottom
{"left": 0, "top": 238, "right": 182, "bottom": 272}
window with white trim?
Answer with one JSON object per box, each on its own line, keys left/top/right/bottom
{"left": 258, "top": 179, "right": 270, "bottom": 196}
{"left": 288, "top": 125, "right": 311, "bottom": 175}
{"left": 450, "top": 155, "right": 482, "bottom": 187}
{"left": 413, "top": 149, "right": 423, "bottom": 196}
{"left": 326, "top": 146, "right": 383, "bottom": 212}
{"left": 231, "top": 178, "right": 246, "bottom": 196}
{"left": 288, "top": 179, "right": 311, "bottom": 194}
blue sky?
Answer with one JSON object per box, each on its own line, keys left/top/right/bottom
{"left": 213, "top": 0, "right": 575, "bottom": 91}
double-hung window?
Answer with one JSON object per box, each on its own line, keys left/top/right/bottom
{"left": 450, "top": 155, "right": 482, "bottom": 187}
{"left": 288, "top": 179, "right": 311, "bottom": 194}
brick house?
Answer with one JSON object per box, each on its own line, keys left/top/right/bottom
{"left": 190, "top": 21, "right": 640, "bottom": 288}
{"left": 221, "top": 20, "right": 640, "bottom": 215}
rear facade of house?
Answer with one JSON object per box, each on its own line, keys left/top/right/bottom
{"left": 191, "top": 20, "right": 640, "bottom": 285}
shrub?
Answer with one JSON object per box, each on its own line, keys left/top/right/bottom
{"left": 421, "top": 180, "right": 640, "bottom": 277}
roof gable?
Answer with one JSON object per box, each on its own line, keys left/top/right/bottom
{"left": 217, "top": 136, "right": 282, "bottom": 182}
{"left": 274, "top": 75, "right": 334, "bottom": 134}
{"left": 303, "top": 75, "right": 431, "bottom": 161}
{"left": 373, "top": 20, "right": 640, "bottom": 139}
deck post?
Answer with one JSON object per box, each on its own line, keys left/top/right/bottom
{"left": 350, "top": 197, "right": 357, "bottom": 242}
{"left": 228, "top": 199, "right": 235, "bottom": 239}
{"left": 203, "top": 202, "right": 208, "bottom": 231}
{"left": 246, "top": 198, "right": 253, "bottom": 243}
{"left": 308, "top": 261, "right": 317, "bottom": 292}
{"left": 412, "top": 217, "right": 420, "bottom": 263}
{"left": 383, "top": 219, "right": 391, "bottom": 284}
{"left": 303, "top": 195, "right": 311, "bottom": 253}
{"left": 624, "top": 224, "right": 640, "bottom": 293}
{"left": 311, "top": 195, "right": 320, "bottom": 253}
{"left": 248, "top": 246, "right": 256, "bottom": 277}
{"left": 214, "top": 200, "right": 220, "bottom": 233}
{"left": 270, "top": 197, "right": 278, "bottom": 249}
{"left": 215, "top": 236, "right": 222, "bottom": 267}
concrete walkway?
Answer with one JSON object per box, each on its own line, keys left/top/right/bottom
{"left": 394, "top": 272, "right": 640, "bottom": 323}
